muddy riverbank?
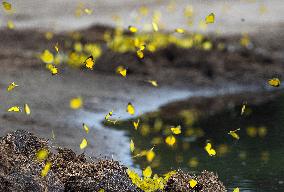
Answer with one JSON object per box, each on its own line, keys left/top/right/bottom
{"left": 0, "top": 23, "right": 283, "bottom": 164}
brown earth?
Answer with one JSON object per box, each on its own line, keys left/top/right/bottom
{"left": 0, "top": 24, "right": 283, "bottom": 87}
{"left": 0, "top": 130, "right": 226, "bottom": 192}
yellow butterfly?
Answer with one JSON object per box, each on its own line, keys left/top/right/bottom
{"left": 7, "top": 20, "right": 15, "bottom": 29}
{"left": 205, "top": 13, "right": 215, "bottom": 24}
{"left": 189, "top": 179, "right": 197, "bottom": 188}
{"left": 116, "top": 66, "right": 127, "bottom": 77}
{"left": 241, "top": 104, "right": 246, "bottom": 115}
{"left": 80, "top": 138, "right": 88, "bottom": 149}
{"left": 148, "top": 80, "right": 158, "bottom": 87}
{"left": 2, "top": 2, "right": 12, "bottom": 11}
{"left": 233, "top": 187, "right": 240, "bottom": 192}
{"left": 41, "top": 162, "right": 52, "bottom": 177}
{"left": 54, "top": 42, "right": 59, "bottom": 53}
{"left": 136, "top": 50, "right": 144, "bottom": 59}
{"left": 24, "top": 104, "right": 31, "bottom": 115}
{"left": 82, "top": 123, "right": 89, "bottom": 134}
{"left": 175, "top": 28, "right": 185, "bottom": 34}
{"left": 228, "top": 128, "right": 240, "bottom": 140}
{"left": 127, "top": 103, "right": 135, "bottom": 115}
{"left": 205, "top": 142, "right": 216, "bottom": 156}
{"left": 46, "top": 64, "right": 58, "bottom": 75}
{"left": 36, "top": 149, "right": 48, "bottom": 161}
{"left": 171, "top": 125, "right": 181, "bottom": 134}
{"left": 105, "top": 110, "right": 113, "bottom": 120}
{"left": 130, "top": 139, "right": 135, "bottom": 152}
{"left": 152, "top": 22, "right": 159, "bottom": 32}
{"left": 133, "top": 119, "right": 140, "bottom": 130}
{"left": 268, "top": 78, "right": 280, "bottom": 87}
{"left": 142, "top": 166, "right": 152, "bottom": 178}
{"left": 165, "top": 135, "right": 176, "bottom": 146}
{"left": 136, "top": 44, "right": 146, "bottom": 59}
{"left": 139, "top": 44, "right": 146, "bottom": 51}
{"left": 40, "top": 50, "right": 54, "bottom": 64}
{"left": 70, "top": 97, "right": 83, "bottom": 109}
{"left": 8, "top": 106, "right": 21, "bottom": 112}
{"left": 7, "top": 82, "right": 18, "bottom": 91}
{"left": 128, "top": 26, "right": 138, "bottom": 33}
{"left": 84, "top": 55, "right": 95, "bottom": 70}
{"left": 146, "top": 149, "right": 155, "bottom": 162}
{"left": 84, "top": 8, "right": 93, "bottom": 15}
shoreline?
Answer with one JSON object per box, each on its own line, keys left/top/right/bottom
{"left": 0, "top": 23, "right": 283, "bottom": 162}
{"left": 0, "top": 24, "right": 283, "bottom": 191}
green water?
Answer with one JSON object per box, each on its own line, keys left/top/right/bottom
{"left": 107, "top": 91, "right": 284, "bottom": 191}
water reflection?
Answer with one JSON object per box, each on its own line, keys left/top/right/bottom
{"left": 107, "top": 91, "right": 284, "bottom": 191}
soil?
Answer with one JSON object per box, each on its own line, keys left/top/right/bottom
{"left": 1, "top": 24, "right": 283, "bottom": 87}
{"left": 0, "top": 130, "right": 226, "bottom": 192}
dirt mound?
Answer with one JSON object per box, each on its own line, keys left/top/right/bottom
{"left": 0, "top": 130, "right": 63, "bottom": 192}
{"left": 81, "top": 25, "right": 284, "bottom": 86}
{"left": 0, "top": 130, "right": 140, "bottom": 192}
{"left": 96, "top": 40, "right": 283, "bottom": 86}
{"left": 165, "top": 170, "right": 226, "bottom": 192}
{"left": 0, "top": 130, "right": 226, "bottom": 191}
{"left": 1, "top": 25, "right": 283, "bottom": 87}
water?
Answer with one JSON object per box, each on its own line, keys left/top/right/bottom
{"left": 108, "top": 91, "right": 284, "bottom": 191}
{"left": 76, "top": 83, "right": 259, "bottom": 168}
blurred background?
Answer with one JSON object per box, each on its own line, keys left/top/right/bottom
{"left": 1, "top": 0, "right": 284, "bottom": 33}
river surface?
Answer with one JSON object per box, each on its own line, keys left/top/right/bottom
{"left": 109, "top": 90, "right": 284, "bottom": 192}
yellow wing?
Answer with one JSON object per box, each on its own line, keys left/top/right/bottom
{"left": 85, "top": 55, "right": 95, "bottom": 70}
{"left": 268, "top": 78, "right": 280, "bottom": 87}
{"left": 80, "top": 138, "right": 88, "bottom": 149}
{"left": 127, "top": 103, "right": 135, "bottom": 115}
{"left": 205, "top": 13, "right": 215, "bottom": 24}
